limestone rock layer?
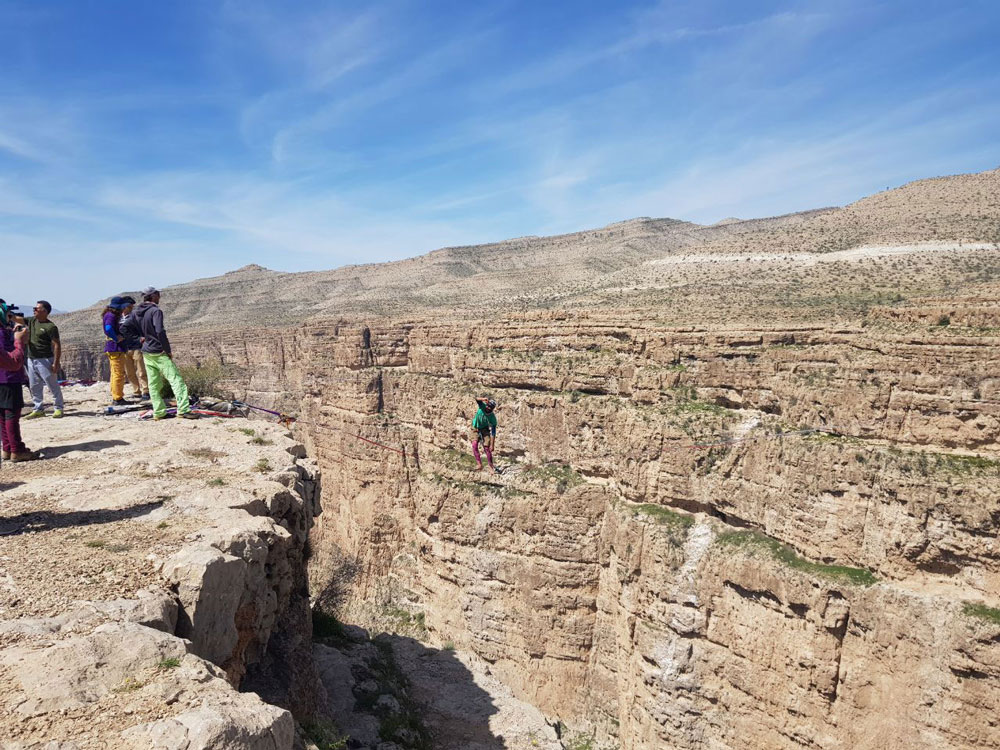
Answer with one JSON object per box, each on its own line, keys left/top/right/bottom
{"left": 138, "top": 301, "right": 1000, "bottom": 750}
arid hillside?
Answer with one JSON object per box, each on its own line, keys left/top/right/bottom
{"left": 56, "top": 167, "right": 1000, "bottom": 347}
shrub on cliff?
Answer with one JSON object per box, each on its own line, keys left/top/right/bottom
{"left": 162, "top": 361, "right": 242, "bottom": 400}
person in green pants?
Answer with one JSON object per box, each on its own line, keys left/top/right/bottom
{"left": 120, "top": 286, "right": 197, "bottom": 420}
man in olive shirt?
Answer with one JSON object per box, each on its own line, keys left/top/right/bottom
{"left": 24, "top": 300, "right": 64, "bottom": 419}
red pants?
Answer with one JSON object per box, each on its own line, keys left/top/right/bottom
{"left": 0, "top": 407, "right": 26, "bottom": 454}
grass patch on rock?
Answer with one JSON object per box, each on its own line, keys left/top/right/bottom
{"left": 629, "top": 503, "right": 694, "bottom": 530}
{"left": 433, "top": 448, "right": 480, "bottom": 471}
{"left": 523, "top": 462, "right": 585, "bottom": 492}
{"left": 716, "top": 529, "right": 878, "bottom": 586}
{"left": 963, "top": 601, "right": 1000, "bottom": 625}
{"left": 301, "top": 718, "right": 349, "bottom": 750}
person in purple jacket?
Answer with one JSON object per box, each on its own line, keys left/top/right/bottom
{"left": 0, "top": 301, "right": 39, "bottom": 462}
{"left": 103, "top": 296, "right": 129, "bottom": 406}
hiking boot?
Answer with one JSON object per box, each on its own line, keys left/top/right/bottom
{"left": 11, "top": 450, "right": 40, "bottom": 462}
{"left": 141, "top": 393, "right": 151, "bottom": 401}
{"left": 178, "top": 412, "right": 199, "bottom": 420}
{"left": 1, "top": 451, "right": 9, "bottom": 460}
{"left": 52, "top": 409, "right": 64, "bottom": 419}
{"left": 23, "top": 410, "right": 45, "bottom": 420}
{"left": 112, "top": 399, "right": 128, "bottom": 406}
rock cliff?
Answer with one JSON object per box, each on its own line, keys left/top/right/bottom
{"left": 117, "top": 290, "right": 998, "bottom": 749}
{"left": 46, "top": 168, "right": 1000, "bottom": 748}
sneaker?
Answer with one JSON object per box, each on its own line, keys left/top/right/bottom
{"left": 178, "top": 412, "right": 199, "bottom": 420}
{"left": 1, "top": 451, "right": 9, "bottom": 460}
{"left": 23, "top": 410, "right": 45, "bottom": 420}
{"left": 141, "top": 393, "right": 151, "bottom": 401}
{"left": 112, "top": 399, "right": 129, "bottom": 406}
{"left": 153, "top": 414, "right": 168, "bottom": 421}
{"left": 52, "top": 409, "right": 64, "bottom": 419}
{"left": 11, "top": 450, "right": 40, "bottom": 462}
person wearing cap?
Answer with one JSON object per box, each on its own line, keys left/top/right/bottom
{"left": 23, "top": 300, "right": 64, "bottom": 420}
{"left": 118, "top": 296, "right": 149, "bottom": 401}
{"left": 102, "top": 297, "right": 129, "bottom": 406}
{"left": 120, "top": 286, "right": 195, "bottom": 420}
{"left": 471, "top": 395, "right": 499, "bottom": 472}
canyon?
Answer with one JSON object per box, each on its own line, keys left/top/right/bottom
{"left": 28, "top": 168, "right": 1000, "bottom": 748}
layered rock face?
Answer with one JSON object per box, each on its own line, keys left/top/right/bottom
{"left": 47, "top": 168, "right": 1000, "bottom": 747}
{"left": 147, "top": 295, "right": 1000, "bottom": 749}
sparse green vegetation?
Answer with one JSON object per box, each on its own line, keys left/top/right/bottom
{"left": 238, "top": 427, "right": 256, "bottom": 436}
{"left": 932, "top": 453, "right": 1000, "bottom": 474}
{"left": 424, "top": 471, "right": 535, "bottom": 499}
{"left": 668, "top": 386, "right": 730, "bottom": 416}
{"left": 716, "top": 530, "right": 878, "bottom": 586}
{"left": 442, "top": 641, "right": 455, "bottom": 651}
{"left": 370, "top": 637, "right": 433, "bottom": 750}
{"left": 254, "top": 458, "right": 272, "bottom": 473}
{"left": 383, "top": 606, "right": 427, "bottom": 636}
{"left": 157, "top": 657, "right": 181, "bottom": 670}
{"left": 434, "top": 448, "right": 480, "bottom": 471}
{"left": 523, "top": 463, "right": 585, "bottom": 492}
{"left": 107, "top": 543, "right": 132, "bottom": 553}
{"left": 250, "top": 436, "right": 273, "bottom": 446}
{"left": 937, "top": 314, "right": 951, "bottom": 327}
{"left": 84, "top": 540, "right": 106, "bottom": 549}
{"left": 565, "top": 733, "right": 597, "bottom": 750}
{"left": 629, "top": 503, "right": 694, "bottom": 530}
{"left": 312, "top": 609, "right": 354, "bottom": 646}
{"left": 301, "top": 718, "right": 349, "bottom": 750}
{"left": 207, "top": 477, "right": 226, "bottom": 487}
{"left": 176, "top": 361, "right": 241, "bottom": 400}
{"left": 962, "top": 602, "right": 1000, "bottom": 625}
{"left": 156, "top": 521, "right": 170, "bottom": 529}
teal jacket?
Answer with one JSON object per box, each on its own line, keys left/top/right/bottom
{"left": 472, "top": 407, "right": 497, "bottom": 435}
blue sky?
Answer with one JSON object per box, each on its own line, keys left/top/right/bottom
{"left": 2, "top": 0, "right": 999, "bottom": 310}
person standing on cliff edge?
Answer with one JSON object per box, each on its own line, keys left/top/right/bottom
{"left": 121, "top": 286, "right": 196, "bottom": 421}
{"left": 23, "top": 301, "right": 64, "bottom": 420}
{"left": 471, "top": 396, "right": 499, "bottom": 473}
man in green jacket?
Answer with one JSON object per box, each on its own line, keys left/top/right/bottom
{"left": 470, "top": 396, "right": 498, "bottom": 472}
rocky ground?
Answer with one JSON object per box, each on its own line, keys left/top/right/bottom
{"left": 0, "top": 384, "right": 318, "bottom": 750}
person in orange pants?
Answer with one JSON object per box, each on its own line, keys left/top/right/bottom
{"left": 102, "top": 297, "right": 128, "bottom": 406}
{"left": 119, "top": 297, "right": 149, "bottom": 400}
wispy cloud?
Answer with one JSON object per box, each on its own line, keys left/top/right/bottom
{"left": 1, "top": 0, "right": 998, "bottom": 310}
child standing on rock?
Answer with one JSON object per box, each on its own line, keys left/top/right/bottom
{"left": 471, "top": 396, "right": 498, "bottom": 473}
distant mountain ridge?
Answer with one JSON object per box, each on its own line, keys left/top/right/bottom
{"left": 55, "top": 166, "right": 1000, "bottom": 344}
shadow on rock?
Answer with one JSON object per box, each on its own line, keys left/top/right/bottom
{"left": 312, "top": 626, "right": 506, "bottom": 750}
{"left": 39, "top": 439, "right": 130, "bottom": 459}
{"left": 0, "top": 499, "right": 165, "bottom": 536}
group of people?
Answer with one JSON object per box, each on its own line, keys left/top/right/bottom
{"left": 101, "top": 286, "right": 195, "bottom": 421}
{"left": 0, "top": 300, "right": 64, "bottom": 462}
{"left": 4, "top": 285, "right": 498, "bottom": 470}
{"left": 0, "top": 285, "right": 197, "bottom": 467}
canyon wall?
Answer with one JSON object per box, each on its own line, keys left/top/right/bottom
{"left": 94, "top": 299, "right": 999, "bottom": 749}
